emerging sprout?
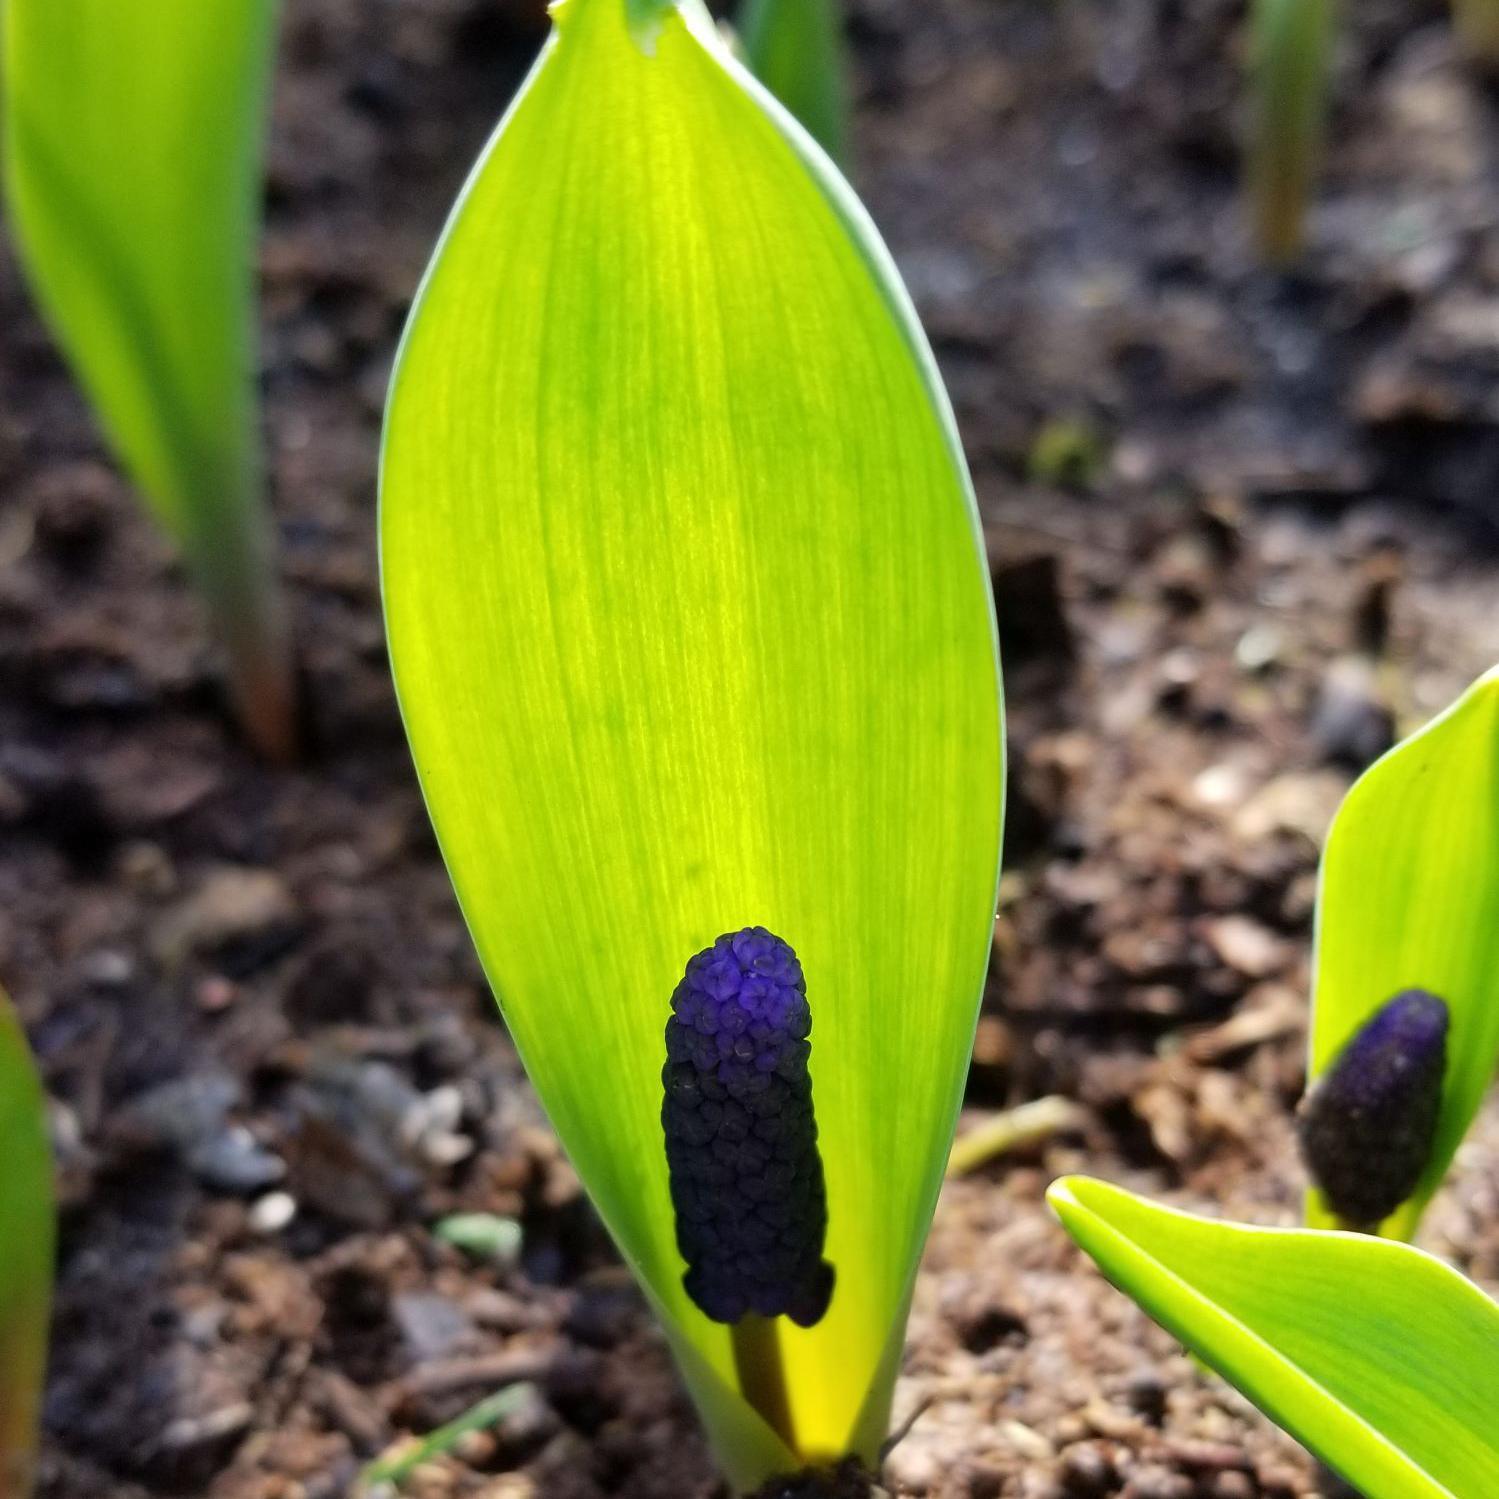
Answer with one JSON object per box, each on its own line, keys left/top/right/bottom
{"left": 1246, "top": 1, "right": 1497, "bottom": 262}
{"left": 2, "top": 0, "right": 296, "bottom": 760}
{"left": 1246, "top": 0, "right": 1334, "bottom": 263}
{"left": 1299, "top": 990, "right": 1448, "bottom": 1230}
{"left": 380, "top": 0, "right": 1004, "bottom": 1483}
{"left": 1306, "top": 665, "right": 1499, "bottom": 1237}
{"left": 1051, "top": 1178, "right": 1499, "bottom": 1499}
{"left": 1054, "top": 669, "right": 1499, "bottom": 1498}
{"left": 738, "top": 0, "right": 849, "bottom": 164}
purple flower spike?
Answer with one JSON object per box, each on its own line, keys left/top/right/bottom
{"left": 661, "top": 927, "right": 835, "bottom": 1326}
{"left": 1300, "top": 988, "right": 1449, "bottom": 1227}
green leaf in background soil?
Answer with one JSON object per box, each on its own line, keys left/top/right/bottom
{"left": 2, "top": 0, "right": 295, "bottom": 758}
{"left": 0, "top": 991, "right": 54, "bottom": 1499}
{"left": 1308, "top": 666, "right": 1499, "bottom": 1236}
{"left": 739, "top": 0, "right": 849, "bottom": 163}
{"left": 1050, "top": 1176, "right": 1499, "bottom": 1499}
{"left": 1247, "top": 0, "right": 1334, "bottom": 262}
{"left": 380, "top": 0, "right": 1002, "bottom": 1485}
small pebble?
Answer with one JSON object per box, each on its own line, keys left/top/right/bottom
{"left": 1122, "top": 1369, "right": 1168, "bottom": 1424}
{"left": 965, "top": 1460, "right": 1006, "bottom": 1499}
{"left": 393, "top": 1291, "right": 477, "bottom": 1363}
{"left": 1060, "top": 1440, "right": 1117, "bottom": 1495}
{"left": 189, "top": 1126, "right": 286, "bottom": 1193}
{"left": 250, "top": 1191, "right": 298, "bottom": 1234}
{"left": 1121, "top": 1468, "right": 1192, "bottom": 1499}
{"left": 1309, "top": 656, "right": 1394, "bottom": 769}
{"left": 1235, "top": 624, "right": 1282, "bottom": 672}
{"left": 1210, "top": 1474, "right": 1255, "bottom": 1499}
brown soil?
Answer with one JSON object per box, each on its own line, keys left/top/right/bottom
{"left": 3, "top": 1, "right": 1498, "bottom": 1496}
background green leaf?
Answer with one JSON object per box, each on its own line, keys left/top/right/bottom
{"left": 1247, "top": 0, "right": 1334, "bottom": 262}
{"left": 1051, "top": 1177, "right": 1499, "bottom": 1499}
{"left": 1308, "top": 666, "right": 1499, "bottom": 1235}
{"left": 2, "top": 0, "right": 294, "bottom": 757}
{"left": 0, "top": 991, "right": 54, "bottom": 1499}
{"left": 380, "top": 0, "right": 1002, "bottom": 1483}
{"left": 739, "top": 0, "right": 849, "bottom": 163}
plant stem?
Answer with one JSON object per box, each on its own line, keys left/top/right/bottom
{"left": 1247, "top": 0, "right": 1336, "bottom": 264}
{"left": 733, "top": 1314, "right": 796, "bottom": 1453}
{"left": 186, "top": 501, "right": 298, "bottom": 764}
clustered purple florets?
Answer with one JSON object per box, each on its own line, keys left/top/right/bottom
{"left": 661, "top": 927, "right": 834, "bottom": 1326}
{"left": 1300, "top": 988, "right": 1449, "bottom": 1227}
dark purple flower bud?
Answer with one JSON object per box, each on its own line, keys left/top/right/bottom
{"left": 1300, "top": 988, "right": 1449, "bottom": 1227}
{"left": 662, "top": 927, "right": 835, "bottom": 1326}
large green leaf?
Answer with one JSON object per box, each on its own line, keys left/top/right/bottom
{"left": 1050, "top": 1177, "right": 1499, "bottom": 1499}
{"left": 0, "top": 991, "right": 54, "bottom": 1499}
{"left": 739, "top": 0, "right": 849, "bottom": 164}
{"left": 2, "top": 0, "right": 294, "bottom": 757}
{"left": 1247, "top": 0, "right": 1334, "bottom": 262}
{"left": 380, "top": 0, "right": 1002, "bottom": 1485}
{"left": 1308, "top": 666, "right": 1499, "bottom": 1235}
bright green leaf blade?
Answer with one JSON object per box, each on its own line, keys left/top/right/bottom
{"left": 380, "top": 0, "right": 1001, "bottom": 1483}
{"left": 0, "top": 991, "right": 54, "bottom": 1499}
{"left": 1247, "top": 0, "right": 1334, "bottom": 262}
{"left": 1308, "top": 666, "right": 1499, "bottom": 1236}
{"left": 739, "top": 0, "right": 849, "bottom": 164}
{"left": 1050, "top": 1177, "right": 1499, "bottom": 1499}
{"left": 2, "top": 0, "right": 294, "bottom": 756}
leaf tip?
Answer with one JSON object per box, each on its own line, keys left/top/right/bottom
{"left": 1472, "top": 661, "right": 1499, "bottom": 705}
{"left": 1045, "top": 1174, "right": 1097, "bottom": 1228}
{"left": 547, "top": 0, "right": 664, "bottom": 44}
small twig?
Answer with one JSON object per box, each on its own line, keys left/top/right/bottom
{"left": 734, "top": 1314, "right": 797, "bottom": 1454}
{"left": 878, "top": 1393, "right": 935, "bottom": 1462}
{"left": 397, "top": 1350, "right": 551, "bottom": 1399}
{"left": 946, "top": 1096, "right": 1083, "bottom": 1178}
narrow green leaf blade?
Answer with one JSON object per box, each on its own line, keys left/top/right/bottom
{"left": 1050, "top": 1177, "right": 1499, "bottom": 1499}
{"left": 0, "top": 991, "right": 54, "bottom": 1499}
{"left": 1247, "top": 0, "right": 1334, "bottom": 262}
{"left": 1308, "top": 667, "right": 1499, "bottom": 1235}
{"left": 381, "top": 0, "right": 1001, "bottom": 1482}
{"left": 361, "top": 1383, "right": 536, "bottom": 1492}
{"left": 2, "top": 0, "right": 294, "bottom": 755}
{"left": 739, "top": 0, "right": 849, "bottom": 163}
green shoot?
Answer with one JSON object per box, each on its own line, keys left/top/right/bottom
{"left": 1305, "top": 666, "right": 1499, "bottom": 1237}
{"left": 738, "top": 0, "right": 850, "bottom": 164}
{"left": 0, "top": 990, "right": 54, "bottom": 1499}
{"left": 1050, "top": 1177, "right": 1499, "bottom": 1499}
{"left": 2, "top": 0, "right": 296, "bottom": 760}
{"left": 1247, "top": 0, "right": 1335, "bottom": 263}
{"left": 379, "top": 0, "right": 1002, "bottom": 1487}
{"left": 360, "top": 1383, "right": 536, "bottom": 1494}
